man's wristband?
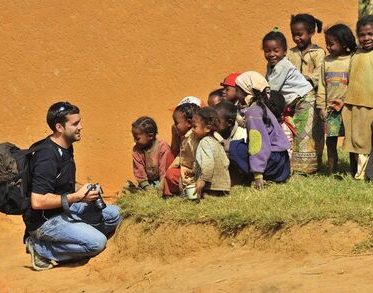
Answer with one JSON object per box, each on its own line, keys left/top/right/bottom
{"left": 61, "top": 193, "right": 70, "bottom": 213}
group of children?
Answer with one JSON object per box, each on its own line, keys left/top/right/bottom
{"left": 130, "top": 14, "right": 373, "bottom": 199}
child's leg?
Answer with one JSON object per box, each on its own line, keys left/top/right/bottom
{"left": 349, "top": 152, "right": 358, "bottom": 177}
{"left": 163, "top": 168, "right": 181, "bottom": 196}
{"left": 326, "top": 137, "right": 338, "bottom": 174}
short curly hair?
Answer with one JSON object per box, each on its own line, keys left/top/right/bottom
{"left": 131, "top": 116, "right": 158, "bottom": 136}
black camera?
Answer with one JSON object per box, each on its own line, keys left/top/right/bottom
{"left": 86, "top": 183, "right": 107, "bottom": 210}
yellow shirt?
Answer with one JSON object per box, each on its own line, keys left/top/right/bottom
{"left": 345, "top": 49, "right": 373, "bottom": 108}
{"left": 287, "top": 45, "right": 325, "bottom": 90}
{"left": 316, "top": 55, "right": 351, "bottom": 109}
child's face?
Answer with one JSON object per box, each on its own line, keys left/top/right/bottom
{"left": 263, "top": 40, "right": 286, "bottom": 67}
{"left": 216, "top": 111, "right": 234, "bottom": 139}
{"left": 132, "top": 128, "right": 153, "bottom": 149}
{"left": 235, "top": 86, "right": 247, "bottom": 104}
{"left": 291, "top": 23, "right": 313, "bottom": 50}
{"left": 223, "top": 85, "right": 238, "bottom": 103}
{"left": 191, "top": 115, "right": 210, "bottom": 139}
{"left": 173, "top": 111, "right": 192, "bottom": 136}
{"left": 325, "top": 34, "right": 346, "bottom": 57}
{"left": 358, "top": 24, "right": 373, "bottom": 51}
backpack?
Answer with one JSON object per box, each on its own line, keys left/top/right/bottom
{"left": 0, "top": 141, "right": 50, "bottom": 215}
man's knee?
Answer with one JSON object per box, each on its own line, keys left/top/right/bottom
{"left": 84, "top": 232, "right": 107, "bottom": 255}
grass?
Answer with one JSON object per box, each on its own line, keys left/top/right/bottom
{"left": 117, "top": 150, "right": 373, "bottom": 236}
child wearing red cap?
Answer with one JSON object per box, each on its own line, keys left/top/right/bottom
{"left": 220, "top": 72, "right": 241, "bottom": 105}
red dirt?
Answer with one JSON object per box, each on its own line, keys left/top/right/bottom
{"left": 2, "top": 214, "right": 373, "bottom": 292}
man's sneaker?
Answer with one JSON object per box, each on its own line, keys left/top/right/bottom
{"left": 25, "top": 238, "right": 55, "bottom": 271}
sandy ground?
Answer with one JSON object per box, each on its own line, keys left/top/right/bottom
{"left": 2, "top": 214, "right": 373, "bottom": 293}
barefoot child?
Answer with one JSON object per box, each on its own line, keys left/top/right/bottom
{"left": 317, "top": 24, "right": 357, "bottom": 174}
{"left": 288, "top": 13, "right": 325, "bottom": 167}
{"left": 342, "top": 15, "right": 373, "bottom": 179}
{"left": 132, "top": 116, "right": 172, "bottom": 190}
{"left": 263, "top": 29, "right": 317, "bottom": 174}
{"left": 191, "top": 107, "right": 230, "bottom": 197}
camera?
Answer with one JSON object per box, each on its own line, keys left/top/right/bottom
{"left": 86, "top": 183, "right": 107, "bottom": 210}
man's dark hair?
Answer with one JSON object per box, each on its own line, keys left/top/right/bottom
{"left": 262, "top": 31, "right": 288, "bottom": 51}
{"left": 174, "top": 103, "right": 200, "bottom": 120}
{"left": 214, "top": 100, "right": 238, "bottom": 122}
{"left": 290, "top": 13, "right": 323, "bottom": 34}
{"left": 132, "top": 116, "right": 158, "bottom": 137}
{"left": 47, "top": 102, "right": 80, "bottom": 132}
{"left": 357, "top": 15, "right": 373, "bottom": 34}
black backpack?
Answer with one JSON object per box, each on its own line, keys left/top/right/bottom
{"left": 0, "top": 141, "right": 49, "bottom": 215}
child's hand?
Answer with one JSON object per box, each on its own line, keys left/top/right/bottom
{"left": 195, "top": 180, "right": 205, "bottom": 197}
{"left": 330, "top": 99, "right": 344, "bottom": 112}
{"left": 253, "top": 178, "right": 265, "bottom": 190}
{"left": 184, "top": 170, "right": 195, "bottom": 179}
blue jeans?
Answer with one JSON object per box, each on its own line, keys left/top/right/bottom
{"left": 29, "top": 203, "right": 122, "bottom": 262}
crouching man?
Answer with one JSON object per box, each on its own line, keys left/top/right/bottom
{"left": 23, "top": 101, "right": 122, "bottom": 271}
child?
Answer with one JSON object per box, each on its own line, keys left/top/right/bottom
{"left": 220, "top": 72, "right": 241, "bottom": 105}
{"left": 191, "top": 107, "right": 230, "bottom": 197}
{"left": 342, "top": 15, "right": 373, "bottom": 179}
{"left": 263, "top": 29, "right": 318, "bottom": 174}
{"left": 163, "top": 102, "right": 200, "bottom": 196}
{"left": 132, "top": 116, "right": 172, "bottom": 190}
{"left": 233, "top": 71, "right": 291, "bottom": 189}
{"left": 288, "top": 14, "right": 325, "bottom": 166}
{"left": 207, "top": 88, "right": 224, "bottom": 106}
{"left": 316, "top": 24, "right": 357, "bottom": 174}
{"left": 214, "top": 101, "right": 247, "bottom": 185}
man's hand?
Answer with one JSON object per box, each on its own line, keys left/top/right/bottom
{"left": 195, "top": 180, "right": 205, "bottom": 197}
{"left": 330, "top": 99, "right": 344, "bottom": 112}
{"left": 74, "top": 183, "right": 99, "bottom": 203}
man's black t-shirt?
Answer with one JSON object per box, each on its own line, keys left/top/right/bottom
{"left": 23, "top": 137, "right": 76, "bottom": 231}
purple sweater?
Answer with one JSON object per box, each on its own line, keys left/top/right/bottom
{"left": 245, "top": 103, "right": 290, "bottom": 173}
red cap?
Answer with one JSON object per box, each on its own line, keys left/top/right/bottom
{"left": 220, "top": 72, "right": 241, "bottom": 87}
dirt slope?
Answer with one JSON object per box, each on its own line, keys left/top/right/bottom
{"left": 2, "top": 214, "right": 373, "bottom": 292}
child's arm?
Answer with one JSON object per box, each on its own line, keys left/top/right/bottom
{"left": 267, "top": 63, "right": 289, "bottom": 92}
{"left": 195, "top": 139, "right": 214, "bottom": 195}
{"left": 132, "top": 150, "right": 150, "bottom": 189}
{"left": 316, "top": 61, "right": 327, "bottom": 120}
{"left": 306, "top": 50, "right": 325, "bottom": 88}
{"left": 246, "top": 109, "right": 271, "bottom": 181}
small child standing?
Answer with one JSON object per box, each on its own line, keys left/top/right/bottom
{"left": 316, "top": 24, "right": 357, "bottom": 174}
{"left": 132, "top": 116, "right": 172, "bottom": 190}
{"left": 263, "top": 29, "right": 317, "bottom": 174}
{"left": 191, "top": 107, "right": 230, "bottom": 197}
{"left": 287, "top": 13, "right": 325, "bottom": 167}
{"left": 342, "top": 15, "right": 373, "bottom": 179}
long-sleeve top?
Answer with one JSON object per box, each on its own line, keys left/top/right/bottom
{"left": 287, "top": 45, "right": 325, "bottom": 89}
{"left": 344, "top": 49, "right": 373, "bottom": 108}
{"left": 266, "top": 57, "right": 313, "bottom": 105}
{"left": 316, "top": 55, "right": 351, "bottom": 110}
{"left": 245, "top": 103, "right": 290, "bottom": 173}
{"left": 132, "top": 139, "right": 171, "bottom": 187}
{"left": 194, "top": 133, "right": 230, "bottom": 192}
